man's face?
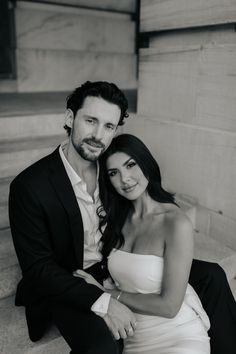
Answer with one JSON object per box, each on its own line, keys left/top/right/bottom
{"left": 69, "top": 96, "right": 121, "bottom": 161}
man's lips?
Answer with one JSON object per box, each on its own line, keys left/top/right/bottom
{"left": 85, "top": 140, "right": 104, "bottom": 149}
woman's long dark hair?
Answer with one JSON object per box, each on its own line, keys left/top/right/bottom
{"left": 98, "top": 134, "right": 176, "bottom": 260}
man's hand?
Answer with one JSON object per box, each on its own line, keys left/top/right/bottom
{"left": 73, "top": 269, "right": 137, "bottom": 338}
{"left": 103, "top": 297, "right": 137, "bottom": 340}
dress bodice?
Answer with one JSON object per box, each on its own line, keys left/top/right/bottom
{"left": 108, "top": 249, "right": 164, "bottom": 294}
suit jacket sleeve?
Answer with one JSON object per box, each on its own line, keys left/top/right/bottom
{"left": 9, "top": 177, "right": 103, "bottom": 311}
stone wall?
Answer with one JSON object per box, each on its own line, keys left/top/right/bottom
{"left": 0, "top": 0, "right": 137, "bottom": 92}
{"left": 125, "top": 0, "right": 236, "bottom": 248}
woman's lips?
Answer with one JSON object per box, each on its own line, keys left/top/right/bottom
{"left": 122, "top": 183, "right": 137, "bottom": 193}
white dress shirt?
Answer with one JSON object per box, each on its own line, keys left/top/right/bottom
{"left": 59, "top": 141, "right": 110, "bottom": 316}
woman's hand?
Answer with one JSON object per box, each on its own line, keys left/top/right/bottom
{"left": 73, "top": 269, "right": 105, "bottom": 291}
{"left": 73, "top": 270, "right": 122, "bottom": 300}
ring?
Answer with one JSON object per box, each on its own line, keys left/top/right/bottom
{"left": 128, "top": 327, "right": 133, "bottom": 333}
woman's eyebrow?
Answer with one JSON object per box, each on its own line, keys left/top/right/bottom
{"left": 107, "top": 157, "right": 133, "bottom": 172}
{"left": 123, "top": 157, "right": 133, "bottom": 166}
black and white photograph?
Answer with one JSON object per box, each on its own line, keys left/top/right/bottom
{"left": 1, "top": 1, "right": 236, "bottom": 353}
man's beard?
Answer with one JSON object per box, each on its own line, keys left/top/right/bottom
{"left": 72, "top": 137, "right": 106, "bottom": 162}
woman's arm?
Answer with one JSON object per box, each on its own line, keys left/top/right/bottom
{"left": 116, "top": 215, "right": 194, "bottom": 318}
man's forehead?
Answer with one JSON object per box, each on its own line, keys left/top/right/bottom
{"left": 82, "top": 96, "right": 118, "bottom": 109}
{"left": 80, "top": 96, "right": 121, "bottom": 122}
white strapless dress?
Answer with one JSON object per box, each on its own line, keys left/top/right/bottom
{"left": 108, "top": 249, "right": 210, "bottom": 354}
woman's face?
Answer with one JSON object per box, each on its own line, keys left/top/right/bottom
{"left": 106, "top": 152, "right": 149, "bottom": 201}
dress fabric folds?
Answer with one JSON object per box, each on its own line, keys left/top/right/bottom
{"left": 108, "top": 249, "right": 210, "bottom": 354}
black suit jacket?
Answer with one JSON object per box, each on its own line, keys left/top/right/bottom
{"left": 9, "top": 147, "right": 103, "bottom": 338}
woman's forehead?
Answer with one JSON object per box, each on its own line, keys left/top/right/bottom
{"left": 106, "top": 152, "right": 132, "bottom": 168}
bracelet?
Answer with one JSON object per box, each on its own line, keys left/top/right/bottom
{"left": 116, "top": 291, "right": 122, "bottom": 301}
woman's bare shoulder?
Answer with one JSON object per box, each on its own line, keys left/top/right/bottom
{"left": 162, "top": 207, "right": 194, "bottom": 244}
{"left": 167, "top": 207, "right": 193, "bottom": 227}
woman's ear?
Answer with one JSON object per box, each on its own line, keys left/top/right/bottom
{"left": 64, "top": 109, "right": 74, "bottom": 128}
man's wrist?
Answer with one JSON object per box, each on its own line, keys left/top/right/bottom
{"left": 116, "top": 290, "right": 122, "bottom": 301}
{"left": 91, "top": 292, "right": 111, "bottom": 317}
{"left": 108, "top": 289, "right": 123, "bottom": 301}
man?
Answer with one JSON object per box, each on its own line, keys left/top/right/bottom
{"left": 9, "top": 81, "right": 236, "bottom": 354}
{"left": 9, "top": 81, "right": 135, "bottom": 354}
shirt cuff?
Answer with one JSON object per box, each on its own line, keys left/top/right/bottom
{"left": 91, "top": 292, "right": 111, "bottom": 318}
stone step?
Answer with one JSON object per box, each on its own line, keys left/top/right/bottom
{"left": 0, "top": 204, "right": 9, "bottom": 230}
{"left": 0, "top": 228, "right": 21, "bottom": 299}
{"left": 7, "top": 0, "right": 137, "bottom": 93}
{"left": 0, "top": 92, "right": 66, "bottom": 118}
{"left": 0, "top": 295, "right": 69, "bottom": 354}
{"left": 16, "top": 6, "right": 135, "bottom": 53}
{"left": 16, "top": 49, "right": 137, "bottom": 93}
{"left": 3, "top": 112, "right": 65, "bottom": 141}
{"left": 140, "top": 0, "right": 236, "bottom": 32}
{"left": 195, "top": 206, "right": 236, "bottom": 252}
{"left": 18, "top": 0, "right": 136, "bottom": 14}
{"left": 0, "top": 177, "right": 13, "bottom": 205}
{"left": 194, "top": 232, "right": 236, "bottom": 281}
{"left": 0, "top": 79, "right": 17, "bottom": 93}
{"left": 207, "top": 212, "right": 236, "bottom": 252}
{"left": 0, "top": 135, "right": 65, "bottom": 179}
{"left": 1, "top": 90, "right": 137, "bottom": 140}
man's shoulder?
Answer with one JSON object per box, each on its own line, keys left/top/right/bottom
{"left": 11, "top": 147, "right": 60, "bottom": 187}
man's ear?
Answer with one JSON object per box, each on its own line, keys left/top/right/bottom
{"left": 64, "top": 109, "right": 74, "bottom": 128}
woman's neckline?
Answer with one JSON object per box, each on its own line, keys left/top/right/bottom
{"left": 112, "top": 248, "right": 163, "bottom": 260}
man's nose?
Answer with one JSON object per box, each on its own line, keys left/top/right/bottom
{"left": 93, "top": 125, "right": 104, "bottom": 141}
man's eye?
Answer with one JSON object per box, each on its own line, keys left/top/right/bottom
{"left": 86, "top": 119, "right": 94, "bottom": 124}
{"left": 106, "top": 125, "right": 115, "bottom": 130}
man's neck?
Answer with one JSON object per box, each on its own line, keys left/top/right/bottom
{"left": 65, "top": 140, "right": 93, "bottom": 171}
{"left": 64, "top": 141, "right": 98, "bottom": 196}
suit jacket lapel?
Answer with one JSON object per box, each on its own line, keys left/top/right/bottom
{"left": 48, "top": 147, "right": 84, "bottom": 267}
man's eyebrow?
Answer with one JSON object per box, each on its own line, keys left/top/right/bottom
{"left": 83, "top": 115, "right": 116, "bottom": 126}
{"left": 83, "top": 114, "right": 97, "bottom": 120}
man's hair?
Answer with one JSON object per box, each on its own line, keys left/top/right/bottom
{"left": 64, "top": 81, "right": 129, "bottom": 135}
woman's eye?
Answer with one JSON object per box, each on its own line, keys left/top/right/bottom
{"left": 108, "top": 171, "right": 117, "bottom": 177}
{"left": 127, "top": 161, "right": 136, "bottom": 169}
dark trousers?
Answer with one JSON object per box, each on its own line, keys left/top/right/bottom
{"left": 52, "top": 303, "right": 123, "bottom": 354}
{"left": 189, "top": 259, "right": 236, "bottom": 354}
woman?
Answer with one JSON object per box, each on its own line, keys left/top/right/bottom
{"left": 75, "top": 133, "right": 210, "bottom": 354}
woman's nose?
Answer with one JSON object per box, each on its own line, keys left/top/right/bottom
{"left": 120, "top": 171, "right": 131, "bottom": 184}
